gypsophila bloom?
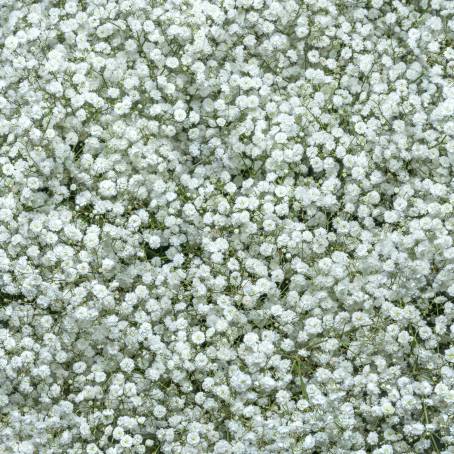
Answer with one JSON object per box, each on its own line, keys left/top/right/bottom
{"left": 0, "top": 0, "right": 454, "bottom": 453}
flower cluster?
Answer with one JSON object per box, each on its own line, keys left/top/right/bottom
{"left": 1, "top": 0, "right": 454, "bottom": 453}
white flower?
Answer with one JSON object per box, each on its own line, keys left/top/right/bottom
{"left": 358, "top": 54, "right": 374, "bottom": 73}
{"left": 4, "top": 35, "right": 18, "bottom": 50}
{"left": 187, "top": 432, "right": 200, "bottom": 445}
{"left": 146, "top": 234, "right": 161, "bottom": 249}
{"left": 447, "top": 284, "right": 454, "bottom": 297}
{"left": 73, "top": 362, "right": 87, "bottom": 374}
{"left": 174, "top": 108, "right": 187, "bottom": 122}
{"left": 153, "top": 405, "right": 166, "bottom": 418}
{"left": 304, "top": 317, "right": 323, "bottom": 335}
{"left": 86, "top": 443, "right": 99, "bottom": 454}
{"left": 303, "top": 434, "right": 315, "bottom": 449}
{"left": 98, "top": 179, "right": 117, "bottom": 198}
{"left": 120, "top": 358, "right": 135, "bottom": 373}
{"left": 120, "top": 435, "right": 133, "bottom": 448}
{"left": 381, "top": 402, "right": 395, "bottom": 416}
{"left": 191, "top": 331, "right": 205, "bottom": 345}
{"left": 445, "top": 347, "right": 454, "bottom": 363}
{"left": 230, "top": 370, "right": 251, "bottom": 392}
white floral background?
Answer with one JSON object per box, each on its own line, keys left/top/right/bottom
{"left": 0, "top": 0, "right": 453, "bottom": 453}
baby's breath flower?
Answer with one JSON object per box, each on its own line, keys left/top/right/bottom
{"left": 0, "top": 0, "right": 452, "bottom": 452}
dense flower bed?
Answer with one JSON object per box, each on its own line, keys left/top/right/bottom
{"left": 0, "top": 0, "right": 454, "bottom": 453}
